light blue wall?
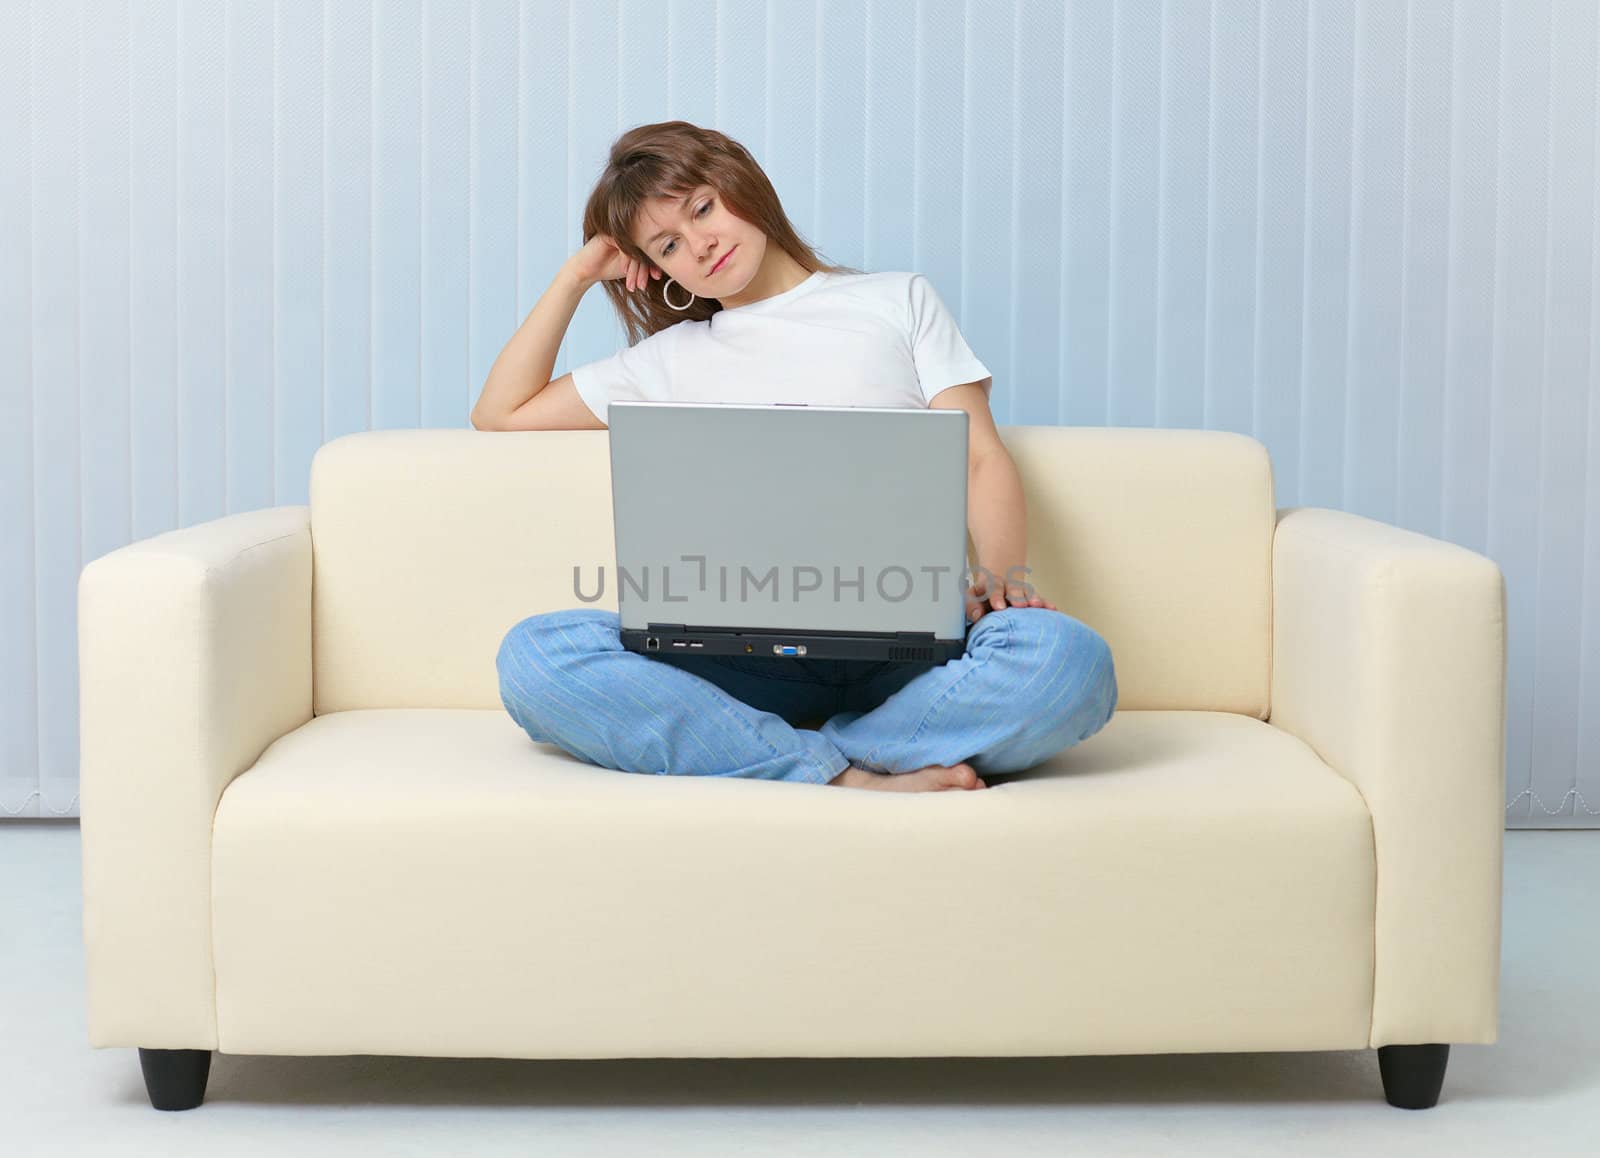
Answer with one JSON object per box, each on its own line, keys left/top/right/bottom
{"left": 2, "top": 0, "right": 1595, "bottom": 825}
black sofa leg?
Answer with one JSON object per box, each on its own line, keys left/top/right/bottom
{"left": 1377, "top": 1043, "right": 1449, "bottom": 1109}
{"left": 138, "top": 1047, "right": 212, "bottom": 1110}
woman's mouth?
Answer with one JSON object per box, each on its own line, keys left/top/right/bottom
{"left": 710, "top": 246, "right": 736, "bottom": 275}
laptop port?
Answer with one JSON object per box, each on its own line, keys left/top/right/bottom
{"left": 687, "top": 640, "right": 704, "bottom": 648}
{"left": 645, "top": 637, "right": 659, "bottom": 650}
{"left": 773, "top": 644, "right": 807, "bottom": 656}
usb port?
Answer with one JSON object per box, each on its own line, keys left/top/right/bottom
{"left": 688, "top": 640, "right": 704, "bottom": 648}
{"left": 671, "top": 641, "right": 688, "bottom": 648}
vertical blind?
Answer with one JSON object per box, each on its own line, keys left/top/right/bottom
{"left": 1, "top": 0, "right": 1595, "bottom": 826}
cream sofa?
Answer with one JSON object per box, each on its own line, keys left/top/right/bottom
{"left": 78, "top": 426, "right": 1506, "bottom": 1112}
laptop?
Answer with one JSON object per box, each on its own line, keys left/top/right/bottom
{"left": 607, "top": 400, "right": 971, "bottom": 663}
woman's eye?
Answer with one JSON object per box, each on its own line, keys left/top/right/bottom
{"left": 662, "top": 202, "right": 712, "bottom": 256}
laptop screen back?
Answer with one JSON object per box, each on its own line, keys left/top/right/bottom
{"left": 607, "top": 401, "right": 969, "bottom": 639}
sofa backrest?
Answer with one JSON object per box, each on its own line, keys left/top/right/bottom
{"left": 308, "top": 426, "right": 1274, "bottom": 717}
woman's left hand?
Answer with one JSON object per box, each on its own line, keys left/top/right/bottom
{"left": 965, "top": 574, "right": 1058, "bottom": 625}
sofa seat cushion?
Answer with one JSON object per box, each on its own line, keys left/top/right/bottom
{"left": 210, "top": 708, "right": 1376, "bottom": 1058}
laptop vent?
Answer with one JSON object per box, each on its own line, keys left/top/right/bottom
{"left": 888, "top": 645, "right": 936, "bottom": 662}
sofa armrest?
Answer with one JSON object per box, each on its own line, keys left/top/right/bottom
{"left": 78, "top": 505, "right": 312, "bottom": 1049}
{"left": 1269, "top": 506, "right": 1506, "bottom": 1048}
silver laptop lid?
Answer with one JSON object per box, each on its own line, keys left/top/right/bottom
{"left": 607, "top": 401, "right": 969, "bottom": 640}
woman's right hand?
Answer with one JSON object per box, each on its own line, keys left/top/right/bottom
{"left": 568, "top": 233, "right": 663, "bottom": 295}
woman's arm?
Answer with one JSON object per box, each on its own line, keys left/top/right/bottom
{"left": 472, "top": 262, "right": 592, "bottom": 429}
{"left": 967, "top": 449, "right": 1029, "bottom": 590}
{"left": 930, "top": 381, "right": 1054, "bottom": 617}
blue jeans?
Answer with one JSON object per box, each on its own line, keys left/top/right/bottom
{"left": 495, "top": 606, "right": 1118, "bottom": 785}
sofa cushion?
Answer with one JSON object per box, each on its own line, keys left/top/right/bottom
{"left": 307, "top": 427, "right": 1274, "bottom": 717}
{"left": 210, "top": 706, "right": 1373, "bottom": 1058}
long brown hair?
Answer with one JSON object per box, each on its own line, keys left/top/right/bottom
{"left": 582, "top": 120, "right": 863, "bottom": 346}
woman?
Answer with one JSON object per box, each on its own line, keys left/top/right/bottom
{"left": 476, "top": 121, "right": 1118, "bottom": 792}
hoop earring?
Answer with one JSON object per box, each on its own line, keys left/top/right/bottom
{"left": 662, "top": 276, "right": 696, "bottom": 311}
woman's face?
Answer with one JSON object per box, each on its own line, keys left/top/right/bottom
{"left": 632, "top": 184, "right": 766, "bottom": 299}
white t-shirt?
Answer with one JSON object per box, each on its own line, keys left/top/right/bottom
{"left": 568, "top": 269, "right": 993, "bottom": 425}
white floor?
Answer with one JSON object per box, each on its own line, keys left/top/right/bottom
{"left": 4, "top": 824, "right": 1595, "bottom": 1156}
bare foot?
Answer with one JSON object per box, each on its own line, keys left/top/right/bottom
{"left": 828, "top": 762, "right": 986, "bottom": 791}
